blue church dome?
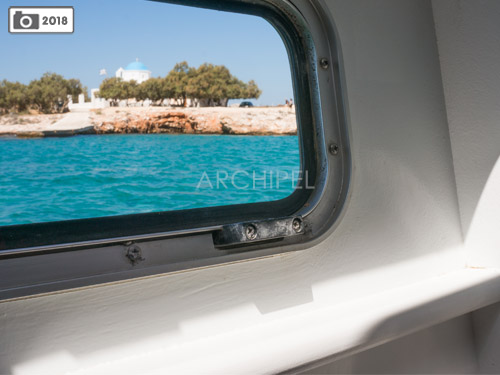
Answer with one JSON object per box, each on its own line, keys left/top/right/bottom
{"left": 125, "top": 60, "right": 149, "bottom": 71}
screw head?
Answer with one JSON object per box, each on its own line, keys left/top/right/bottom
{"left": 329, "top": 143, "right": 339, "bottom": 156}
{"left": 245, "top": 224, "right": 257, "bottom": 240}
{"left": 292, "top": 218, "right": 303, "bottom": 233}
{"left": 126, "top": 244, "right": 145, "bottom": 265}
{"left": 320, "top": 58, "right": 329, "bottom": 70}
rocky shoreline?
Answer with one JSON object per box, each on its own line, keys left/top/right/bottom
{"left": 0, "top": 107, "right": 297, "bottom": 137}
{"left": 92, "top": 107, "right": 297, "bottom": 135}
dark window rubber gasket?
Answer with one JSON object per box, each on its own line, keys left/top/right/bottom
{"left": 0, "top": 0, "right": 324, "bottom": 254}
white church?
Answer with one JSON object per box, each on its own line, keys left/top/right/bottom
{"left": 69, "top": 59, "right": 152, "bottom": 110}
{"left": 115, "top": 59, "right": 152, "bottom": 84}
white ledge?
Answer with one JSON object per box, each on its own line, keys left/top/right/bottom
{"left": 65, "top": 268, "right": 500, "bottom": 375}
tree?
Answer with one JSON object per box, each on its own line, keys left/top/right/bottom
{"left": 164, "top": 61, "right": 196, "bottom": 106}
{"left": 0, "top": 74, "right": 86, "bottom": 114}
{"left": 97, "top": 77, "right": 122, "bottom": 105}
{"left": 97, "top": 77, "right": 139, "bottom": 106}
{"left": 67, "top": 78, "right": 89, "bottom": 103}
{"left": 178, "top": 62, "right": 262, "bottom": 106}
{"left": 136, "top": 77, "right": 171, "bottom": 104}
{"left": 242, "top": 80, "right": 262, "bottom": 100}
{"left": 0, "top": 80, "right": 29, "bottom": 114}
{"left": 187, "top": 64, "right": 231, "bottom": 106}
{"left": 121, "top": 80, "right": 139, "bottom": 101}
{"left": 0, "top": 82, "right": 5, "bottom": 114}
{"left": 27, "top": 73, "right": 86, "bottom": 113}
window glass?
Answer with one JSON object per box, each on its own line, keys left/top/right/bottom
{"left": 0, "top": 0, "right": 300, "bottom": 225}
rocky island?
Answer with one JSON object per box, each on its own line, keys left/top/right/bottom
{"left": 0, "top": 107, "right": 297, "bottom": 137}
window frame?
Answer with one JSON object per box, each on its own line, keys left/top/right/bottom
{"left": 0, "top": 0, "right": 350, "bottom": 300}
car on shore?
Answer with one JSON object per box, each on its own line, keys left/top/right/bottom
{"left": 239, "top": 101, "right": 254, "bottom": 108}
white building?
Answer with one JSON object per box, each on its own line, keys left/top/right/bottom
{"left": 115, "top": 59, "right": 151, "bottom": 84}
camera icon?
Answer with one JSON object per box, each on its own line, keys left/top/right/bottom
{"left": 13, "top": 11, "right": 39, "bottom": 30}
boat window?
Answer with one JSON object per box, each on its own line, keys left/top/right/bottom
{"left": 1, "top": 0, "right": 301, "bottom": 228}
{"left": 0, "top": 0, "right": 349, "bottom": 301}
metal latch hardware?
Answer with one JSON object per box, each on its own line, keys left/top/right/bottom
{"left": 213, "top": 216, "right": 304, "bottom": 248}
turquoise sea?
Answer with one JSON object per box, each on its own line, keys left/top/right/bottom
{"left": 0, "top": 135, "right": 300, "bottom": 226}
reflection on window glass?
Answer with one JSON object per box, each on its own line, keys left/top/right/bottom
{"left": 0, "top": 0, "right": 300, "bottom": 226}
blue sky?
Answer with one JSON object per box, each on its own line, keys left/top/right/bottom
{"left": 0, "top": 0, "right": 294, "bottom": 105}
